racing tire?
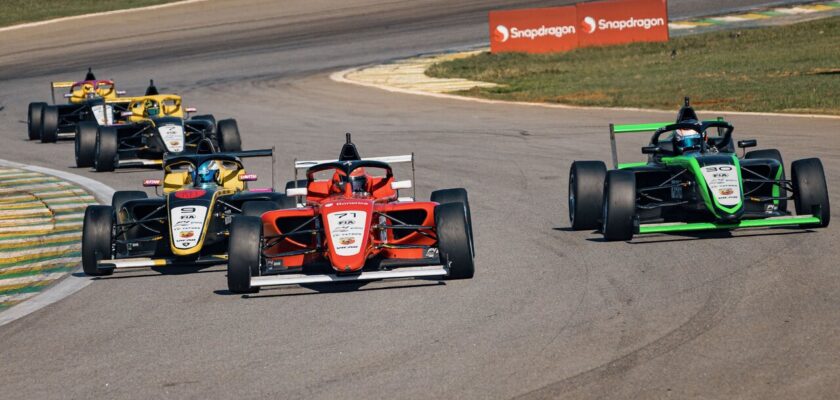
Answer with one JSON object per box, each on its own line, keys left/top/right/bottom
{"left": 28, "top": 102, "right": 46, "bottom": 140}
{"left": 227, "top": 216, "right": 262, "bottom": 294}
{"left": 217, "top": 119, "right": 242, "bottom": 152}
{"left": 278, "top": 194, "right": 299, "bottom": 209}
{"left": 745, "top": 149, "right": 787, "bottom": 213}
{"left": 602, "top": 170, "right": 636, "bottom": 241}
{"left": 82, "top": 205, "right": 115, "bottom": 276}
{"left": 431, "top": 188, "right": 474, "bottom": 256}
{"left": 241, "top": 201, "right": 279, "bottom": 218}
{"left": 285, "top": 179, "right": 308, "bottom": 190}
{"left": 40, "top": 105, "right": 59, "bottom": 143}
{"left": 791, "top": 158, "right": 830, "bottom": 228}
{"left": 75, "top": 121, "right": 98, "bottom": 168}
{"left": 191, "top": 114, "right": 216, "bottom": 127}
{"left": 111, "top": 191, "right": 148, "bottom": 211}
{"left": 435, "top": 202, "right": 474, "bottom": 280}
{"left": 94, "top": 126, "right": 118, "bottom": 172}
{"left": 568, "top": 161, "right": 607, "bottom": 230}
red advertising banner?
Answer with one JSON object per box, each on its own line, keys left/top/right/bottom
{"left": 489, "top": 6, "right": 578, "bottom": 54}
{"left": 576, "top": 0, "right": 669, "bottom": 48}
{"left": 489, "top": 0, "right": 669, "bottom": 54}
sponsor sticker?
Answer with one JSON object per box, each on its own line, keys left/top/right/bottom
{"left": 159, "top": 124, "right": 185, "bottom": 153}
{"left": 701, "top": 165, "right": 741, "bottom": 207}
{"left": 170, "top": 205, "right": 208, "bottom": 249}
{"left": 327, "top": 211, "right": 366, "bottom": 256}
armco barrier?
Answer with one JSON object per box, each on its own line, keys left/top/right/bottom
{"left": 489, "top": 0, "right": 669, "bottom": 53}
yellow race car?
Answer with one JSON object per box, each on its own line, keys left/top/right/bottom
{"left": 27, "top": 69, "right": 132, "bottom": 143}
{"left": 74, "top": 81, "right": 239, "bottom": 171}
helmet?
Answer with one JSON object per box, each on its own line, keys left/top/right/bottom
{"left": 193, "top": 161, "right": 219, "bottom": 185}
{"left": 329, "top": 168, "right": 369, "bottom": 194}
{"left": 348, "top": 174, "right": 368, "bottom": 194}
{"left": 675, "top": 128, "right": 702, "bottom": 151}
{"left": 145, "top": 100, "right": 160, "bottom": 118}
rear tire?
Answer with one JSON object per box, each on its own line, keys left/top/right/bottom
{"left": 568, "top": 161, "right": 607, "bottom": 230}
{"left": 431, "top": 188, "right": 473, "bottom": 256}
{"left": 82, "top": 206, "right": 115, "bottom": 276}
{"left": 227, "top": 216, "right": 262, "bottom": 293}
{"left": 94, "top": 126, "right": 118, "bottom": 172}
{"left": 40, "top": 105, "right": 59, "bottom": 143}
{"left": 241, "top": 201, "right": 279, "bottom": 217}
{"left": 28, "top": 102, "right": 46, "bottom": 140}
{"left": 217, "top": 119, "right": 242, "bottom": 152}
{"left": 792, "top": 158, "right": 830, "bottom": 228}
{"left": 602, "top": 170, "right": 636, "bottom": 241}
{"left": 75, "top": 121, "right": 98, "bottom": 168}
{"left": 435, "top": 202, "right": 474, "bottom": 280}
{"left": 111, "top": 191, "right": 147, "bottom": 211}
{"left": 745, "top": 149, "right": 787, "bottom": 212}
{"left": 285, "top": 179, "right": 308, "bottom": 190}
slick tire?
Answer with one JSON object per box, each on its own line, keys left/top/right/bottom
{"left": 568, "top": 161, "right": 607, "bottom": 230}
{"left": 431, "top": 188, "right": 474, "bottom": 257}
{"left": 40, "top": 105, "right": 59, "bottom": 143}
{"left": 435, "top": 202, "right": 474, "bottom": 280}
{"left": 75, "top": 121, "right": 98, "bottom": 168}
{"left": 241, "top": 201, "right": 279, "bottom": 218}
{"left": 111, "top": 190, "right": 148, "bottom": 211}
{"left": 285, "top": 179, "right": 308, "bottom": 190}
{"left": 792, "top": 158, "right": 830, "bottom": 228}
{"left": 82, "top": 205, "right": 115, "bottom": 276}
{"left": 217, "top": 119, "right": 242, "bottom": 152}
{"left": 745, "top": 149, "right": 787, "bottom": 213}
{"left": 94, "top": 126, "right": 118, "bottom": 172}
{"left": 227, "top": 216, "right": 262, "bottom": 294}
{"left": 28, "top": 102, "right": 46, "bottom": 141}
{"left": 602, "top": 170, "right": 636, "bottom": 241}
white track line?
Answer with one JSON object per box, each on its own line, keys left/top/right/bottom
{"left": 0, "top": 159, "right": 114, "bottom": 328}
{"left": 0, "top": 0, "right": 208, "bottom": 33}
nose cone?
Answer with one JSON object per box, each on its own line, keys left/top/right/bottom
{"left": 322, "top": 199, "right": 374, "bottom": 272}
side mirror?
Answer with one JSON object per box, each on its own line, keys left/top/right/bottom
{"left": 143, "top": 179, "right": 161, "bottom": 187}
{"left": 641, "top": 146, "right": 660, "bottom": 155}
{"left": 64, "top": 93, "right": 73, "bottom": 98}
{"left": 286, "top": 187, "right": 307, "bottom": 196}
{"left": 391, "top": 180, "right": 412, "bottom": 190}
{"left": 238, "top": 174, "right": 257, "bottom": 182}
{"left": 185, "top": 107, "right": 197, "bottom": 113}
{"left": 116, "top": 90, "right": 127, "bottom": 95}
{"left": 737, "top": 139, "right": 757, "bottom": 148}
{"left": 120, "top": 111, "right": 133, "bottom": 117}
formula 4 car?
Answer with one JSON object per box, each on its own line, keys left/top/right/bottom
{"left": 225, "top": 134, "right": 475, "bottom": 293}
{"left": 568, "top": 98, "right": 830, "bottom": 241}
{"left": 76, "top": 81, "right": 239, "bottom": 171}
{"left": 27, "top": 69, "right": 131, "bottom": 143}
{"left": 81, "top": 149, "right": 292, "bottom": 276}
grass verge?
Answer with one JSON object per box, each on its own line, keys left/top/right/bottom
{"left": 427, "top": 17, "right": 840, "bottom": 115}
{"left": 0, "top": 0, "right": 178, "bottom": 28}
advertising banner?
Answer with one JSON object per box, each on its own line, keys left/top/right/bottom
{"left": 489, "top": 6, "right": 578, "bottom": 54}
{"left": 576, "top": 0, "right": 669, "bottom": 48}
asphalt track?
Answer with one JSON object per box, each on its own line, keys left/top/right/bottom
{"left": 1, "top": 1, "right": 838, "bottom": 398}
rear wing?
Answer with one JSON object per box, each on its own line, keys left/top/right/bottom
{"left": 608, "top": 117, "right": 726, "bottom": 168}
{"left": 292, "top": 153, "right": 416, "bottom": 199}
{"left": 50, "top": 81, "right": 74, "bottom": 104}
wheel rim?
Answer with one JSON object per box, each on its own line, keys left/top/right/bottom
{"left": 568, "top": 171, "right": 576, "bottom": 225}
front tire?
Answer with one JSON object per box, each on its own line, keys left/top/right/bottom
{"left": 792, "top": 158, "right": 830, "bottom": 228}
{"left": 431, "top": 188, "right": 473, "bottom": 256}
{"left": 241, "top": 201, "right": 279, "bottom": 217}
{"left": 82, "top": 206, "right": 115, "bottom": 276}
{"left": 217, "top": 119, "right": 242, "bottom": 152}
{"left": 94, "top": 126, "right": 118, "bottom": 172}
{"left": 745, "top": 149, "right": 786, "bottom": 213}
{"left": 435, "top": 202, "right": 474, "bottom": 280}
{"left": 28, "top": 102, "right": 46, "bottom": 140}
{"left": 568, "top": 161, "right": 607, "bottom": 230}
{"left": 111, "top": 190, "right": 148, "bottom": 211}
{"left": 227, "top": 216, "right": 262, "bottom": 293}
{"left": 75, "top": 121, "right": 98, "bottom": 168}
{"left": 602, "top": 170, "right": 636, "bottom": 241}
{"left": 40, "top": 105, "right": 59, "bottom": 143}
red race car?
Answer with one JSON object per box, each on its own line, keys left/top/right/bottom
{"left": 226, "top": 135, "right": 474, "bottom": 293}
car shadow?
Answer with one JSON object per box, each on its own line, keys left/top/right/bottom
{"left": 584, "top": 228, "right": 816, "bottom": 244}
{"left": 78, "top": 265, "right": 225, "bottom": 280}
{"left": 215, "top": 279, "right": 446, "bottom": 298}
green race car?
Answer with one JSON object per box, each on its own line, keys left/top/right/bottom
{"left": 569, "top": 98, "right": 830, "bottom": 241}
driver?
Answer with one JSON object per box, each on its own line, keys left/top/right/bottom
{"left": 192, "top": 160, "right": 220, "bottom": 187}
{"left": 330, "top": 168, "right": 370, "bottom": 195}
{"left": 144, "top": 99, "right": 161, "bottom": 118}
{"left": 671, "top": 127, "right": 703, "bottom": 153}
